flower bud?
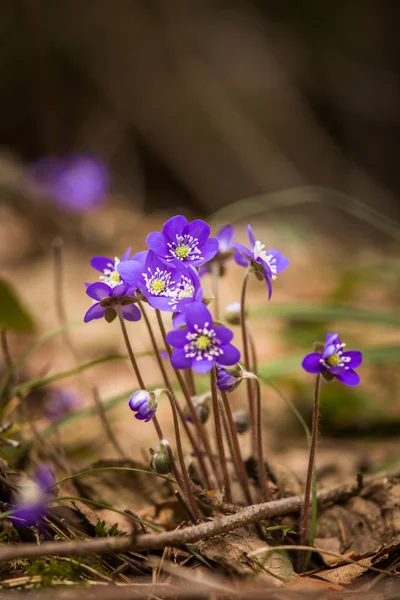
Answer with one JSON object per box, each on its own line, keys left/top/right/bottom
{"left": 128, "top": 390, "right": 158, "bottom": 422}
{"left": 216, "top": 364, "right": 243, "bottom": 392}
{"left": 183, "top": 393, "right": 210, "bottom": 424}
{"left": 151, "top": 441, "right": 172, "bottom": 474}
{"left": 202, "top": 290, "right": 215, "bottom": 306}
{"left": 223, "top": 302, "right": 243, "bottom": 326}
{"left": 232, "top": 409, "right": 250, "bottom": 434}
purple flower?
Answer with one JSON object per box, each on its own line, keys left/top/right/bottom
{"left": 199, "top": 224, "right": 235, "bottom": 277}
{"left": 90, "top": 248, "right": 133, "bottom": 289}
{"left": 28, "top": 155, "right": 109, "bottom": 212}
{"left": 302, "top": 333, "right": 363, "bottom": 386}
{"left": 129, "top": 390, "right": 158, "bottom": 422}
{"left": 118, "top": 251, "right": 203, "bottom": 313}
{"left": 166, "top": 303, "right": 240, "bottom": 374}
{"left": 146, "top": 215, "right": 219, "bottom": 267}
{"left": 216, "top": 364, "right": 243, "bottom": 392}
{"left": 84, "top": 282, "right": 141, "bottom": 323}
{"left": 46, "top": 388, "right": 81, "bottom": 422}
{"left": 234, "top": 225, "right": 289, "bottom": 298}
{"left": 12, "top": 465, "right": 55, "bottom": 526}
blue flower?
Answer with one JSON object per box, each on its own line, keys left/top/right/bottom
{"left": 216, "top": 364, "right": 243, "bottom": 392}
{"left": 234, "top": 225, "right": 289, "bottom": 298}
{"left": 198, "top": 224, "right": 235, "bottom": 277}
{"left": 12, "top": 465, "right": 55, "bottom": 526}
{"left": 129, "top": 390, "right": 158, "bottom": 422}
{"left": 90, "top": 249, "right": 147, "bottom": 289}
{"left": 166, "top": 303, "right": 240, "bottom": 374}
{"left": 302, "top": 333, "right": 363, "bottom": 386}
{"left": 84, "top": 282, "right": 141, "bottom": 323}
{"left": 28, "top": 155, "right": 109, "bottom": 212}
{"left": 118, "top": 251, "right": 203, "bottom": 313}
{"left": 46, "top": 388, "right": 81, "bottom": 422}
{"left": 146, "top": 215, "right": 219, "bottom": 267}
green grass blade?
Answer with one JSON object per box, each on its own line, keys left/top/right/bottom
{"left": 53, "top": 466, "right": 175, "bottom": 487}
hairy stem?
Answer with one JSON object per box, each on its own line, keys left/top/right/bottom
{"left": 301, "top": 373, "right": 321, "bottom": 549}
{"left": 117, "top": 304, "right": 146, "bottom": 389}
{"left": 210, "top": 368, "right": 232, "bottom": 503}
{"left": 211, "top": 262, "right": 220, "bottom": 320}
{"left": 252, "top": 375, "right": 269, "bottom": 502}
{"left": 155, "top": 310, "right": 219, "bottom": 486}
{"left": 240, "top": 270, "right": 256, "bottom": 456}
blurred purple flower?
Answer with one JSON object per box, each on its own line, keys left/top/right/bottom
{"left": 129, "top": 390, "right": 157, "bottom": 422}
{"left": 199, "top": 224, "right": 235, "bottom": 277}
{"left": 84, "top": 282, "right": 141, "bottom": 323}
{"left": 234, "top": 225, "right": 289, "bottom": 298}
{"left": 11, "top": 465, "right": 55, "bottom": 526}
{"left": 146, "top": 215, "right": 218, "bottom": 267}
{"left": 166, "top": 302, "right": 240, "bottom": 374}
{"left": 29, "top": 155, "right": 109, "bottom": 212}
{"left": 302, "top": 333, "right": 362, "bottom": 386}
{"left": 46, "top": 388, "right": 81, "bottom": 422}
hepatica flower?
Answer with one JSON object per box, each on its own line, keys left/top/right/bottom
{"left": 234, "top": 225, "right": 289, "bottom": 298}
{"left": 84, "top": 282, "right": 141, "bottom": 323}
{"left": 199, "top": 224, "right": 235, "bottom": 277}
{"left": 216, "top": 364, "right": 243, "bottom": 392}
{"left": 12, "top": 465, "right": 55, "bottom": 526}
{"left": 46, "top": 388, "right": 81, "bottom": 422}
{"left": 118, "top": 250, "right": 202, "bottom": 312}
{"left": 302, "top": 333, "right": 362, "bottom": 386}
{"left": 129, "top": 390, "right": 158, "bottom": 422}
{"left": 146, "top": 215, "right": 219, "bottom": 267}
{"left": 29, "top": 154, "right": 109, "bottom": 212}
{"left": 166, "top": 303, "right": 240, "bottom": 373}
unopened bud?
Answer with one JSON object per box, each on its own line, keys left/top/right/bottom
{"left": 151, "top": 440, "right": 172, "bottom": 474}
{"left": 223, "top": 302, "right": 243, "bottom": 326}
{"left": 233, "top": 409, "right": 250, "bottom": 434}
{"left": 216, "top": 364, "right": 243, "bottom": 393}
{"left": 202, "top": 290, "right": 215, "bottom": 306}
{"left": 183, "top": 393, "right": 210, "bottom": 424}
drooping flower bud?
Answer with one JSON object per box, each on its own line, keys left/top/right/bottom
{"left": 216, "top": 364, "right": 244, "bottom": 393}
{"left": 223, "top": 302, "right": 243, "bottom": 326}
{"left": 128, "top": 390, "right": 158, "bottom": 422}
{"left": 151, "top": 440, "right": 172, "bottom": 474}
{"left": 183, "top": 393, "right": 211, "bottom": 424}
{"left": 232, "top": 409, "right": 250, "bottom": 434}
{"left": 202, "top": 290, "right": 215, "bottom": 306}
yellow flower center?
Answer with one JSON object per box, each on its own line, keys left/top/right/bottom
{"left": 195, "top": 335, "right": 211, "bottom": 351}
{"left": 151, "top": 279, "right": 166, "bottom": 293}
{"left": 110, "top": 271, "right": 120, "bottom": 283}
{"left": 326, "top": 353, "right": 340, "bottom": 367}
{"left": 175, "top": 245, "right": 190, "bottom": 259}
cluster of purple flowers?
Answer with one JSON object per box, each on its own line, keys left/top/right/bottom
{"left": 84, "top": 214, "right": 362, "bottom": 423}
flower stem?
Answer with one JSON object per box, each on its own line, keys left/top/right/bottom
{"left": 221, "top": 391, "right": 254, "bottom": 506}
{"left": 251, "top": 374, "right": 269, "bottom": 502}
{"left": 240, "top": 270, "right": 257, "bottom": 456}
{"left": 155, "top": 309, "right": 220, "bottom": 487}
{"left": 163, "top": 390, "right": 201, "bottom": 521}
{"left": 140, "top": 302, "right": 211, "bottom": 489}
{"left": 116, "top": 304, "right": 145, "bottom": 389}
{"left": 301, "top": 373, "right": 321, "bottom": 550}
{"left": 211, "top": 262, "right": 220, "bottom": 320}
{"left": 210, "top": 368, "right": 232, "bottom": 503}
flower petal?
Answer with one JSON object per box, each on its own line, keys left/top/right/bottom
{"left": 333, "top": 368, "right": 360, "bottom": 386}
{"left": 234, "top": 251, "right": 250, "bottom": 267}
{"left": 217, "top": 343, "right": 241, "bottom": 366}
{"left": 84, "top": 303, "right": 105, "bottom": 322}
{"left": 162, "top": 215, "right": 188, "bottom": 240}
{"left": 264, "top": 270, "right": 273, "bottom": 300}
{"left": 184, "top": 303, "right": 212, "bottom": 330}
{"left": 187, "top": 219, "right": 210, "bottom": 245}
{"left": 247, "top": 224, "right": 256, "bottom": 250}
{"left": 171, "top": 348, "right": 192, "bottom": 370}
{"left": 342, "top": 351, "right": 363, "bottom": 368}
{"left": 121, "top": 304, "right": 141, "bottom": 321}
{"left": 199, "top": 238, "right": 219, "bottom": 264}
{"left": 213, "top": 325, "right": 233, "bottom": 344}
{"left": 166, "top": 328, "right": 188, "bottom": 348}
{"left": 325, "top": 333, "right": 339, "bottom": 347}
{"left": 216, "top": 225, "right": 234, "bottom": 251}
{"left": 146, "top": 232, "right": 168, "bottom": 257}
{"left": 147, "top": 296, "right": 175, "bottom": 311}
{"left": 90, "top": 256, "right": 114, "bottom": 273}
{"left": 191, "top": 357, "right": 215, "bottom": 374}
{"left": 233, "top": 243, "right": 253, "bottom": 260}
{"left": 111, "top": 283, "right": 130, "bottom": 297}
{"left": 302, "top": 352, "right": 323, "bottom": 374}
{"left": 131, "top": 250, "right": 148, "bottom": 265}
{"left": 86, "top": 282, "right": 110, "bottom": 301}
{"left": 172, "top": 312, "right": 187, "bottom": 328}
{"left": 117, "top": 260, "right": 143, "bottom": 287}
{"left": 121, "top": 247, "right": 132, "bottom": 261}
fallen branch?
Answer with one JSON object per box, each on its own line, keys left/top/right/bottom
{"left": 0, "top": 471, "right": 394, "bottom": 562}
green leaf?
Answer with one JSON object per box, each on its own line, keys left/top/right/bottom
{"left": 0, "top": 279, "right": 35, "bottom": 332}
